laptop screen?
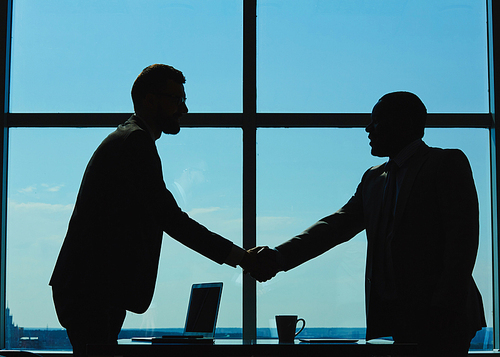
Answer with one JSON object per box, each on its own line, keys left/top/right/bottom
{"left": 184, "top": 282, "right": 223, "bottom": 337}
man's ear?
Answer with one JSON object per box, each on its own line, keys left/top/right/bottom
{"left": 143, "top": 93, "right": 157, "bottom": 108}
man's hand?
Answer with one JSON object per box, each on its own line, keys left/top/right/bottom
{"left": 240, "top": 246, "right": 281, "bottom": 282}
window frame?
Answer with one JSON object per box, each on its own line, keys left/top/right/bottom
{"left": 0, "top": 0, "right": 498, "bottom": 349}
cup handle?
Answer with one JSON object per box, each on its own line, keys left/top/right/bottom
{"left": 295, "top": 318, "right": 306, "bottom": 336}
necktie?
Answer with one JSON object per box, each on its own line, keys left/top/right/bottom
{"left": 376, "top": 160, "right": 399, "bottom": 300}
{"left": 382, "top": 160, "right": 399, "bottom": 231}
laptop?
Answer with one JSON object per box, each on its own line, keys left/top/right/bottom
{"left": 133, "top": 282, "right": 223, "bottom": 344}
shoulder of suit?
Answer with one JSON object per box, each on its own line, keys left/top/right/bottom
{"left": 416, "top": 146, "right": 471, "bottom": 176}
{"left": 427, "top": 146, "right": 467, "bottom": 161}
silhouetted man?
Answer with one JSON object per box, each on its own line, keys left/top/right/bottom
{"left": 50, "top": 64, "right": 251, "bottom": 356}
{"left": 249, "top": 92, "right": 486, "bottom": 356}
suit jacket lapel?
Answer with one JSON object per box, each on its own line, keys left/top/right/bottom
{"left": 393, "top": 143, "right": 430, "bottom": 232}
{"left": 374, "top": 171, "right": 389, "bottom": 236}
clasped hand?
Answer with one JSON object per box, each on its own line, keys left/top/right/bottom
{"left": 240, "top": 246, "right": 281, "bottom": 282}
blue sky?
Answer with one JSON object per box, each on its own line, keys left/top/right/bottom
{"left": 5, "top": 0, "right": 491, "bottom": 332}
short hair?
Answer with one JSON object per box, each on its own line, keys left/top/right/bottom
{"left": 131, "top": 64, "right": 186, "bottom": 111}
{"left": 377, "top": 91, "right": 427, "bottom": 138}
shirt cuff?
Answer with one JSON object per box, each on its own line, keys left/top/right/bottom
{"left": 225, "top": 244, "right": 247, "bottom": 268}
{"left": 273, "top": 247, "right": 286, "bottom": 271}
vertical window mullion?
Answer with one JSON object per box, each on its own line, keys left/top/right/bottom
{"left": 488, "top": 0, "right": 500, "bottom": 350}
{"left": 242, "top": 0, "right": 257, "bottom": 343}
{"left": 0, "top": 0, "right": 12, "bottom": 349}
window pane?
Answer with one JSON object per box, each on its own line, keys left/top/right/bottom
{"left": 6, "top": 127, "right": 242, "bottom": 349}
{"left": 257, "top": 0, "right": 488, "bottom": 113}
{"left": 10, "top": 1, "right": 243, "bottom": 113}
{"left": 256, "top": 128, "right": 492, "bottom": 349}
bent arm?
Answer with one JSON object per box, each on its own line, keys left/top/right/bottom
{"left": 126, "top": 130, "right": 234, "bottom": 265}
{"left": 432, "top": 149, "right": 480, "bottom": 312}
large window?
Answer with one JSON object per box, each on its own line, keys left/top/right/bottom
{"left": 6, "top": 0, "right": 245, "bottom": 349}
{"left": 1, "top": 0, "right": 496, "bottom": 353}
{"left": 255, "top": 2, "right": 491, "bottom": 348}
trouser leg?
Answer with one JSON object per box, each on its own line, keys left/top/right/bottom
{"left": 52, "top": 288, "right": 126, "bottom": 357}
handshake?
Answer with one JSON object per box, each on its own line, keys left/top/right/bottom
{"left": 240, "top": 246, "right": 282, "bottom": 282}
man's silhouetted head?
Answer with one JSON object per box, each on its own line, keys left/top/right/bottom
{"left": 366, "top": 91, "right": 427, "bottom": 158}
{"left": 131, "top": 64, "right": 188, "bottom": 138}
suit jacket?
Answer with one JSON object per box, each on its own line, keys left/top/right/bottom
{"left": 50, "top": 115, "right": 233, "bottom": 314}
{"left": 276, "top": 142, "right": 486, "bottom": 339}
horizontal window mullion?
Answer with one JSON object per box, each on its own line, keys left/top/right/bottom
{"left": 5, "top": 113, "right": 244, "bottom": 128}
{"left": 5, "top": 112, "right": 492, "bottom": 128}
{"left": 256, "top": 113, "right": 492, "bottom": 128}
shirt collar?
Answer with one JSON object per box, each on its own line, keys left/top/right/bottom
{"left": 133, "top": 114, "right": 156, "bottom": 142}
{"left": 390, "top": 139, "right": 423, "bottom": 169}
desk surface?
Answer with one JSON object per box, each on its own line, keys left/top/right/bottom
{"left": 87, "top": 339, "right": 418, "bottom": 357}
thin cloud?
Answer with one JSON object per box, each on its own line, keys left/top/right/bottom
{"left": 187, "top": 207, "right": 222, "bottom": 216}
{"left": 18, "top": 183, "right": 64, "bottom": 194}
{"left": 9, "top": 201, "right": 74, "bottom": 212}
{"left": 18, "top": 185, "right": 36, "bottom": 194}
{"left": 46, "top": 184, "right": 64, "bottom": 192}
{"left": 257, "top": 216, "right": 297, "bottom": 229}
{"left": 41, "top": 183, "right": 64, "bottom": 192}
